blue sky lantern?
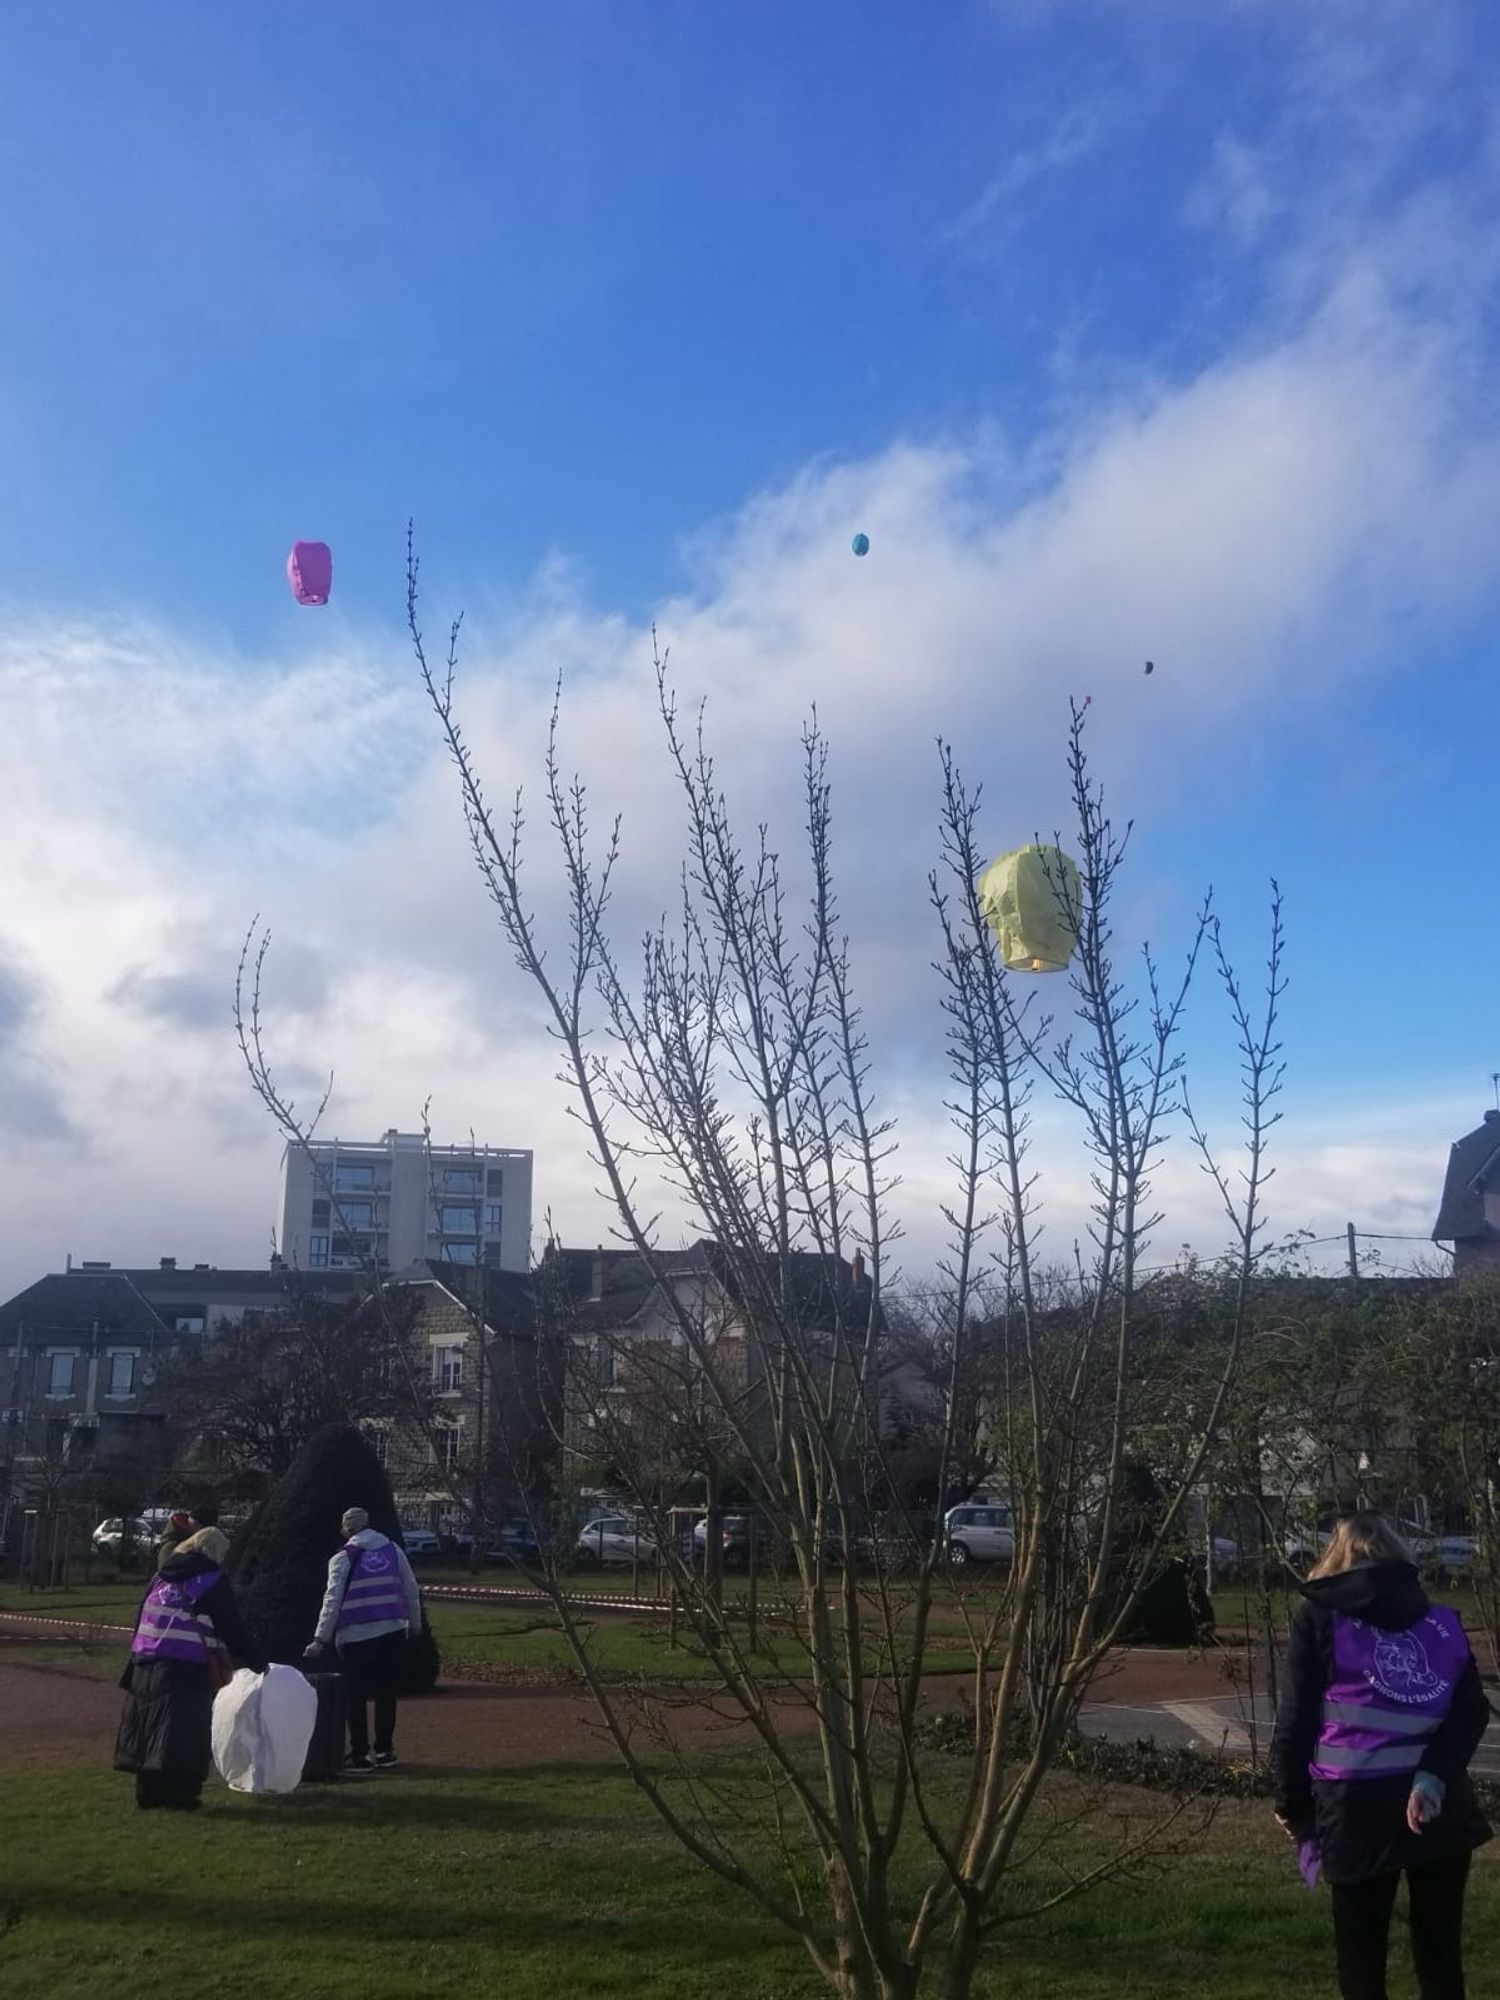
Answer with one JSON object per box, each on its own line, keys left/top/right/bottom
{"left": 977, "top": 844, "right": 1082, "bottom": 973}
{"left": 851, "top": 532, "right": 870, "bottom": 557}
{"left": 286, "top": 540, "right": 332, "bottom": 606}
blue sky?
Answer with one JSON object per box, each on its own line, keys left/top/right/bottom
{"left": 1, "top": 1, "right": 1498, "bottom": 1290}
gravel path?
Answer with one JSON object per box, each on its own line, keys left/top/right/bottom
{"left": 0, "top": 1637, "right": 1235, "bottom": 1775}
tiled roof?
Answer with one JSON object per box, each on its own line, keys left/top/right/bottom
{"left": 0, "top": 1271, "right": 170, "bottom": 1343}
{"left": 1433, "top": 1113, "right": 1500, "bottom": 1243}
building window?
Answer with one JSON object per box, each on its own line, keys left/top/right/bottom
{"left": 486, "top": 1167, "right": 504, "bottom": 1196}
{"left": 333, "top": 1163, "right": 375, "bottom": 1192}
{"left": 482, "top": 1241, "right": 507, "bottom": 1270}
{"left": 443, "top": 1241, "right": 478, "bottom": 1266}
{"left": 432, "top": 1346, "right": 463, "bottom": 1394}
{"left": 484, "top": 1203, "right": 502, "bottom": 1236}
{"left": 442, "top": 1168, "right": 482, "bottom": 1195}
{"left": 309, "top": 1235, "right": 330, "bottom": 1268}
{"left": 437, "top": 1423, "right": 461, "bottom": 1469}
{"left": 46, "top": 1352, "right": 76, "bottom": 1397}
{"left": 364, "top": 1425, "right": 390, "bottom": 1467}
{"left": 106, "top": 1351, "right": 137, "bottom": 1397}
{"left": 440, "top": 1204, "right": 477, "bottom": 1235}
{"left": 337, "top": 1199, "right": 376, "bottom": 1230}
{"left": 172, "top": 1312, "right": 206, "bottom": 1335}
{"left": 311, "top": 1199, "right": 331, "bottom": 1227}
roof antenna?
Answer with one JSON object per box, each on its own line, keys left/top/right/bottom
{"left": 1493, "top": 1072, "right": 1499, "bottom": 1114}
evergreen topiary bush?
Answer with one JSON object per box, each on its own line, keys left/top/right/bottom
{"left": 230, "top": 1421, "right": 440, "bottom": 1694}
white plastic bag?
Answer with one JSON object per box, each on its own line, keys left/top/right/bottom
{"left": 212, "top": 1663, "right": 319, "bottom": 1794}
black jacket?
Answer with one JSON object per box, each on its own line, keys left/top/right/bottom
{"left": 1270, "top": 1561, "right": 1491, "bottom": 1882}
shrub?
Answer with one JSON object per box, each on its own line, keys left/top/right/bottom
{"left": 230, "top": 1421, "right": 440, "bottom": 1694}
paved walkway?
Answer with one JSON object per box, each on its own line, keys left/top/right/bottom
{"left": 1080, "top": 1689, "right": 1500, "bottom": 1778}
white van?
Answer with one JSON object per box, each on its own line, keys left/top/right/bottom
{"left": 943, "top": 1501, "right": 1015, "bottom": 1567}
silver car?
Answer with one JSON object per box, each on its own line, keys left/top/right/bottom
{"left": 944, "top": 1501, "right": 1015, "bottom": 1567}
{"left": 576, "top": 1515, "right": 658, "bottom": 1567}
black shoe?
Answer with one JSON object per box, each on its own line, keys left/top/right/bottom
{"left": 345, "top": 1754, "right": 375, "bottom": 1774}
{"left": 372, "top": 1751, "right": 398, "bottom": 1769}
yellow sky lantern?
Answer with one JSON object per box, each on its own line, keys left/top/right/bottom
{"left": 977, "top": 843, "right": 1082, "bottom": 973}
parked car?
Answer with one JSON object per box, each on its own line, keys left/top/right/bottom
{"left": 91, "top": 1517, "right": 153, "bottom": 1554}
{"left": 399, "top": 1525, "right": 442, "bottom": 1558}
{"left": 1401, "top": 1523, "right": 1477, "bottom": 1579}
{"left": 692, "top": 1512, "right": 774, "bottom": 1570}
{"left": 1207, "top": 1535, "right": 1242, "bottom": 1578}
{"left": 575, "top": 1515, "right": 658, "bottom": 1567}
{"left": 485, "top": 1519, "right": 551, "bottom": 1568}
{"left": 943, "top": 1501, "right": 1015, "bottom": 1568}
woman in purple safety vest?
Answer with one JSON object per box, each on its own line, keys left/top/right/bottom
{"left": 1271, "top": 1513, "right": 1490, "bottom": 2000}
{"left": 114, "top": 1509, "right": 266, "bottom": 1811}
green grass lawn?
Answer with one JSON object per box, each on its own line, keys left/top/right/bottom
{"left": 0, "top": 1581, "right": 981, "bottom": 1685}
{"left": 2, "top": 1759, "right": 1494, "bottom": 1999}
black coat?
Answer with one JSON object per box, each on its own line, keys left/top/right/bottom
{"left": 1270, "top": 1560, "right": 1492, "bottom": 1883}
{"left": 113, "top": 1551, "right": 266, "bottom": 1778}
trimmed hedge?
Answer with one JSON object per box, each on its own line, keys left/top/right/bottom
{"left": 230, "top": 1421, "right": 440, "bottom": 1695}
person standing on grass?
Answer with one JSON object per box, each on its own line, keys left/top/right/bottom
{"left": 1271, "top": 1511, "right": 1491, "bottom": 2000}
{"left": 114, "top": 1521, "right": 266, "bottom": 1811}
{"left": 304, "top": 1506, "right": 422, "bottom": 1773}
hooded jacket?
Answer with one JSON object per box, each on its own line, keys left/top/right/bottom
{"left": 1271, "top": 1560, "right": 1491, "bottom": 1882}
{"left": 313, "top": 1527, "right": 422, "bottom": 1648}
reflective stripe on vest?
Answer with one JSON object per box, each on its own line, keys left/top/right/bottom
{"left": 131, "top": 1568, "right": 224, "bottom": 1665}
{"left": 336, "top": 1542, "right": 407, "bottom": 1632}
{"left": 1309, "top": 1606, "right": 1468, "bottom": 1784}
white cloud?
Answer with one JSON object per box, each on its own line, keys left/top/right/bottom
{"left": 947, "top": 102, "right": 1112, "bottom": 246}
{"left": 0, "top": 258, "right": 1494, "bottom": 1298}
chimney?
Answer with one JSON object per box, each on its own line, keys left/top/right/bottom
{"left": 851, "top": 1250, "right": 866, "bottom": 1287}
{"left": 589, "top": 1247, "right": 606, "bottom": 1302}
{"left": 192, "top": 1263, "right": 210, "bottom": 1272}
{"left": 159, "top": 1257, "right": 176, "bottom": 1271}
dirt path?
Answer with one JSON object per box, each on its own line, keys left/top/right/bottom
{"left": 0, "top": 1642, "right": 1234, "bottom": 1775}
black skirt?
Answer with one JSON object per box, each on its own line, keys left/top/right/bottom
{"left": 113, "top": 1656, "right": 213, "bottom": 1780}
{"left": 1313, "top": 1771, "right": 1493, "bottom": 1883}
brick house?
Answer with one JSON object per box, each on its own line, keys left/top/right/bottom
{"left": 540, "top": 1237, "right": 880, "bottom": 1478}
{"left": 377, "top": 1262, "right": 557, "bottom": 1534}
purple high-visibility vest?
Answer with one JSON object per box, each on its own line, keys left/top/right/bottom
{"left": 335, "top": 1540, "right": 407, "bottom": 1635}
{"left": 131, "top": 1568, "right": 226, "bottom": 1667}
{"left": 1309, "top": 1607, "right": 1469, "bottom": 1782}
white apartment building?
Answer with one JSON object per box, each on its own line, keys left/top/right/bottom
{"left": 278, "top": 1129, "right": 533, "bottom": 1275}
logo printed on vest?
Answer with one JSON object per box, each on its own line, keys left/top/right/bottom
{"left": 1370, "top": 1623, "right": 1447, "bottom": 1705}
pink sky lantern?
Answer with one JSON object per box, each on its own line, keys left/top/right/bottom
{"left": 286, "top": 540, "right": 332, "bottom": 606}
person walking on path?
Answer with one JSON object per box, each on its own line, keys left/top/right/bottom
{"left": 1271, "top": 1512, "right": 1491, "bottom": 1999}
{"left": 114, "top": 1519, "right": 266, "bottom": 1811}
{"left": 304, "top": 1507, "right": 422, "bottom": 1773}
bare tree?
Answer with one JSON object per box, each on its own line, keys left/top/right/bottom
{"left": 171, "top": 1286, "right": 425, "bottom": 1487}
{"left": 389, "top": 536, "right": 1286, "bottom": 1999}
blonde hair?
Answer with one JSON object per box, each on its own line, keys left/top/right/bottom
{"left": 176, "top": 1525, "right": 230, "bottom": 1564}
{"left": 1307, "top": 1511, "right": 1411, "bottom": 1579}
